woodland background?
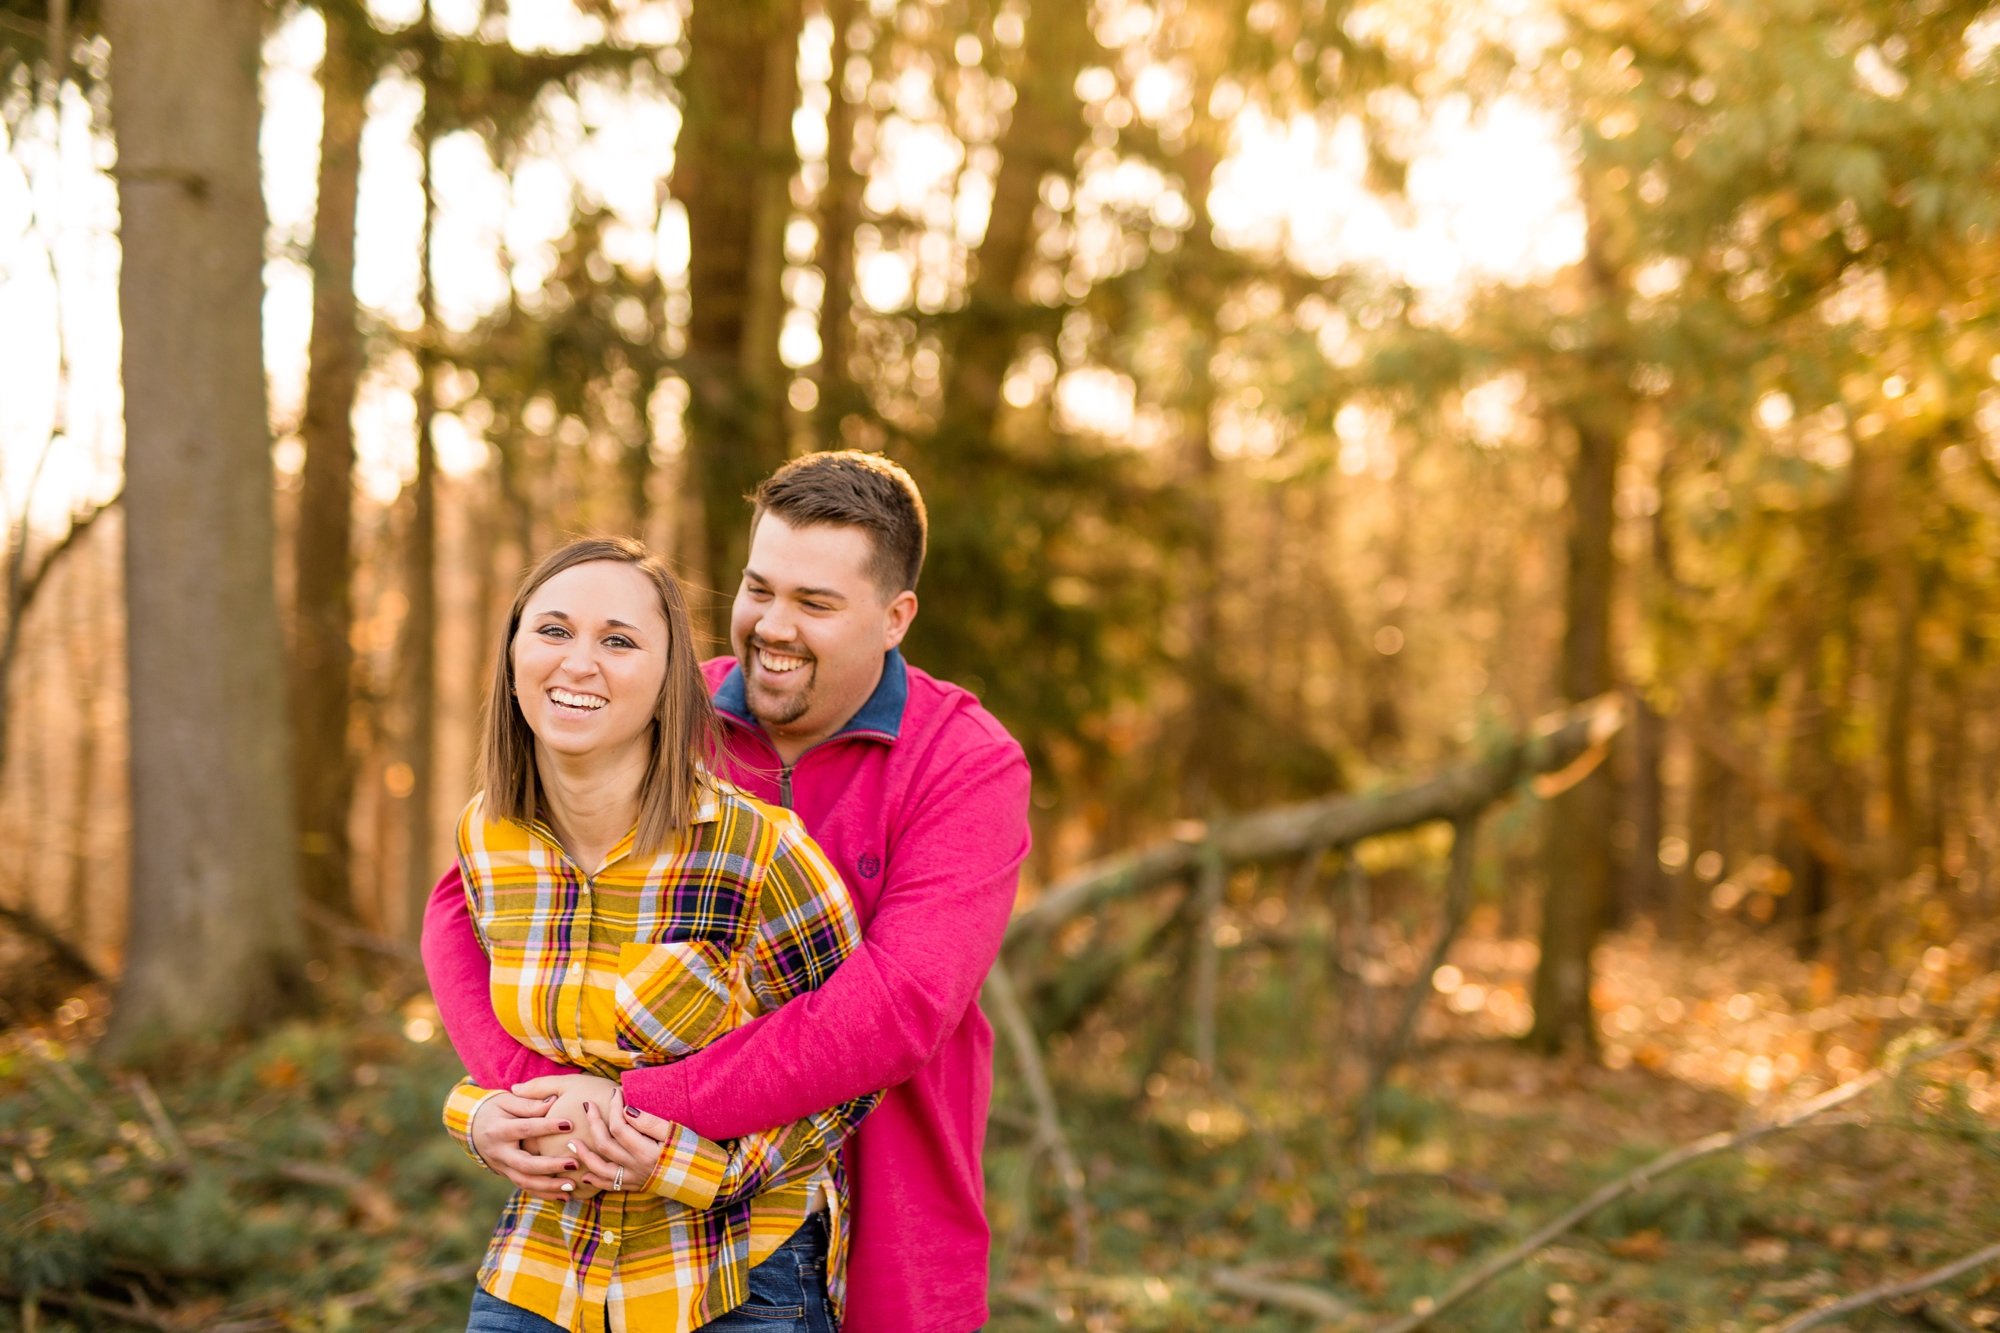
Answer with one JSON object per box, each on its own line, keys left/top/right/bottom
{"left": 3, "top": 0, "right": 2000, "bottom": 1329}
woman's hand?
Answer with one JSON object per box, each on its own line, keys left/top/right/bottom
{"left": 510, "top": 1073, "right": 622, "bottom": 1158}
{"left": 565, "top": 1098, "right": 679, "bottom": 1194}
{"left": 469, "top": 1092, "right": 597, "bottom": 1201}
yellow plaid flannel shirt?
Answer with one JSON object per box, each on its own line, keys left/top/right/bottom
{"left": 441, "top": 783, "right": 877, "bottom": 1333}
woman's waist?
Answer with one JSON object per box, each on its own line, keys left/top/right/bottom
{"left": 512, "top": 1173, "right": 829, "bottom": 1239}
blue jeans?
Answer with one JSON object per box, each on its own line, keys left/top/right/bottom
{"left": 465, "top": 1214, "right": 836, "bottom": 1333}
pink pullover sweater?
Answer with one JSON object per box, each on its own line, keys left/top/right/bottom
{"left": 422, "top": 651, "right": 1031, "bottom": 1333}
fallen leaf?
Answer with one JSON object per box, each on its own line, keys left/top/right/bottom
{"left": 1608, "top": 1229, "right": 1666, "bottom": 1260}
{"left": 1341, "top": 1247, "right": 1386, "bottom": 1297}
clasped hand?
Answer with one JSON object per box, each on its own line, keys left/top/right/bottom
{"left": 467, "top": 1072, "right": 682, "bottom": 1202}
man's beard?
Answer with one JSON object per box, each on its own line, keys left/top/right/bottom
{"left": 746, "top": 641, "right": 815, "bottom": 726}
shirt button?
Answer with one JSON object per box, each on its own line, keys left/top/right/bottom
{"left": 603, "top": 1231, "right": 617, "bottom": 1245}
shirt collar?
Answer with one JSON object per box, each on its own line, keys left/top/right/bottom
{"left": 713, "top": 648, "right": 908, "bottom": 746}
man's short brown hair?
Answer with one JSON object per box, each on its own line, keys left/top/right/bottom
{"left": 751, "top": 451, "right": 928, "bottom": 595}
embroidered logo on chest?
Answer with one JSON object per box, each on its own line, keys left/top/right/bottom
{"left": 857, "top": 853, "right": 882, "bottom": 879}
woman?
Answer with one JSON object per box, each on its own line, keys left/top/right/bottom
{"left": 435, "top": 535, "right": 873, "bottom": 1333}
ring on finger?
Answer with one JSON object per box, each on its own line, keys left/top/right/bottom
{"left": 612, "top": 1165, "right": 625, "bottom": 1191}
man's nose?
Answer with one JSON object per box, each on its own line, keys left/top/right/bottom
{"left": 756, "top": 605, "right": 800, "bottom": 642}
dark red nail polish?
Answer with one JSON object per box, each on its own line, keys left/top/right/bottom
{"left": 624, "top": 1105, "right": 640, "bottom": 1119}
{"left": 557, "top": 1121, "right": 572, "bottom": 1131}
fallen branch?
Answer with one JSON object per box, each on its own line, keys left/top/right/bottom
{"left": 1210, "top": 1268, "right": 1352, "bottom": 1322}
{"left": 982, "top": 960, "right": 1091, "bottom": 1268}
{"left": 1773, "top": 1243, "right": 2000, "bottom": 1333}
{"left": 1354, "top": 814, "right": 1478, "bottom": 1149}
{"left": 1191, "top": 847, "right": 1226, "bottom": 1078}
{"left": 1006, "top": 695, "right": 1623, "bottom": 948}
{"left": 125, "top": 1075, "right": 190, "bottom": 1172}
{"left": 16, "top": 1288, "right": 182, "bottom": 1333}
{"left": 1382, "top": 1035, "right": 1975, "bottom": 1333}
{"left": 198, "top": 1140, "right": 401, "bottom": 1228}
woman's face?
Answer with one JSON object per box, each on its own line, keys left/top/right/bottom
{"left": 511, "top": 560, "right": 670, "bottom": 764}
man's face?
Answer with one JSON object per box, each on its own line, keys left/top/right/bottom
{"left": 729, "top": 513, "right": 917, "bottom": 753}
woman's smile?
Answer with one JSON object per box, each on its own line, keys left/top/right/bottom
{"left": 547, "top": 686, "right": 608, "bottom": 714}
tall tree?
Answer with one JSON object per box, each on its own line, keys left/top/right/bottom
{"left": 103, "top": 0, "right": 305, "bottom": 1052}
{"left": 292, "top": 0, "right": 370, "bottom": 936}
{"left": 1528, "top": 386, "right": 1624, "bottom": 1054}
{"left": 401, "top": 6, "right": 441, "bottom": 936}
{"left": 678, "top": 0, "right": 803, "bottom": 612}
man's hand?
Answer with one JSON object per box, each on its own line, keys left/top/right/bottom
{"left": 469, "top": 1091, "right": 597, "bottom": 1201}
{"left": 566, "top": 1098, "right": 676, "bottom": 1194}
{"left": 510, "top": 1073, "right": 623, "bottom": 1159}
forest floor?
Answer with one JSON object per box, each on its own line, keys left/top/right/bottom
{"left": 0, "top": 922, "right": 1994, "bottom": 1333}
{"left": 988, "top": 917, "right": 2000, "bottom": 1333}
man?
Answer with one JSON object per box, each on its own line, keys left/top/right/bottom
{"left": 423, "top": 451, "right": 1032, "bottom": 1333}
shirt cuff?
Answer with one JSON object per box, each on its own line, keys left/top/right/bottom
{"left": 638, "top": 1119, "right": 728, "bottom": 1210}
{"left": 443, "top": 1079, "right": 506, "bottom": 1169}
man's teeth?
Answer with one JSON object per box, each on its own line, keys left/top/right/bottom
{"left": 549, "top": 687, "right": 606, "bottom": 710}
{"left": 757, "top": 648, "right": 808, "bottom": 675}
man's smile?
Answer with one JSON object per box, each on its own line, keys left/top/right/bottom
{"left": 754, "top": 646, "right": 812, "bottom": 677}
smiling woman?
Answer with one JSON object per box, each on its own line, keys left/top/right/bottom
{"left": 436, "top": 533, "right": 879, "bottom": 1333}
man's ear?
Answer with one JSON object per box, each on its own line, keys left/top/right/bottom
{"left": 882, "top": 589, "right": 918, "bottom": 649}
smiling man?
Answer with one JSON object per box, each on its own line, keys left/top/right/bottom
{"left": 423, "top": 452, "right": 1033, "bottom": 1333}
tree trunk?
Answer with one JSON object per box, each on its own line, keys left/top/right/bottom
{"left": 401, "top": 33, "right": 440, "bottom": 937}
{"left": 1884, "top": 554, "right": 1920, "bottom": 873}
{"left": 815, "top": 0, "right": 861, "bottom": 414}
{"left": 941, "top": 0, "right": 1090, "bottom": 433}
{"left": 104, "top": 0, "right": 306, "bottom": 1053}
{"left": 1528, "top": 404, "right": 1620, "bottom": 1057}
{"left": 678, "top": 0, "right": 801, "bottom": 615}
{"left": 292, "top": 0, "right": 367, "bottom": 938}
{"left": 1622, "top": 692, "right": 1665, "bottom": 925}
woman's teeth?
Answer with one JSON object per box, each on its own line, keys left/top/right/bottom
{"left": 548, "top": 687, "right": 606, "bottom": 710}
{"left": 757, "top": 649, "right": 808, "bottom": 675}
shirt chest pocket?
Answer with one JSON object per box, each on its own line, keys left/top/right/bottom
{"left": 611, "top": 939, "right": 736, "bottom": 1060}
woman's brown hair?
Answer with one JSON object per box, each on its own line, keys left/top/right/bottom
{"left": 479, "top": 536, "right": 715, "bottom": 854}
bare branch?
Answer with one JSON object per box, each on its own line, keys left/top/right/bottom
{"left": 982, "top": 959, "right": 1091, "bottom": 1268}
{"left": 1773, "top": 1243, "right": 2000, "bottom": 1333}
{"left": 1210, "top": 1268, "right": 1353, "bottom": 1322}
{"left": 125, "top": 1074, "right": 190, "bottom": 1172}
{"left": 1191, "top": 847, "right": 1225, "bottom": 1078}
{"left": 1007, "top": 695, "right": 1623, "bottom": 948}
{"left": 11, "top": 487, "right": 122, "bottom": 631}
{"left": 1357, "top": 814, "right": 1478, "bottom": 1148}
{"left": 0, "top": 898, "right": 102, "bottom": 983}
